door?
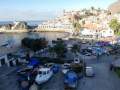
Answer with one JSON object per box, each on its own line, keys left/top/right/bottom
{"left": 1, "top": 59, "right": 6, "bottom": 66}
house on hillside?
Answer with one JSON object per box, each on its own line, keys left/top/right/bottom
{"left": 80, "top": 23, "right": 99, "bottom": 39}
{"left": 100, "top": 28, "right": 114, "bottom": 38}
{"left": 80, "top": 28, "right": 96, "bottom": 38}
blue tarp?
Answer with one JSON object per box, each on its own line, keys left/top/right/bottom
{"left": 27, "top": 58, "right": 41, "bottom": 67}
{"left": 96, "top": 41, "right": 110, "bottom": 46}
{"left": 65, "top": 71, "right": 78, "bottom": 84}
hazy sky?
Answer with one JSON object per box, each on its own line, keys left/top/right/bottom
{"left": 0, "top": 0, "right": 117, "bottom": 21}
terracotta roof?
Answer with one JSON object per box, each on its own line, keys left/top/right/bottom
{"left": 83, "top": 23, "right": 99, "bottom": 30}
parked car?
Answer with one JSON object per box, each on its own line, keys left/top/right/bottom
{"left": 85, "top": 53, "right": 92, "bottom": 56}
{"left": 85, "top": 66, "right": 95, "bottom": 77}
{"left": 62, "top": 63, "right": 71, "bottom": 74}
{"left": 35, "top": 67, "right": 53, "bottom": 85}
{"left": 81, "top": 49, "right": 92, "bottom": 55}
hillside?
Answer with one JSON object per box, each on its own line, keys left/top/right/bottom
{"left": 108, "top": 0, "right": 120, "bottom": 14}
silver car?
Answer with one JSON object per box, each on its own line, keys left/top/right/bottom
{"left": 85, "top": 67, "right": 95, "bottom": 77}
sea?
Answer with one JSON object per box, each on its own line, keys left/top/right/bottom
{"left": 0, "top": 20, "right": 45, "bottom": 26}
{"left": 0, "top": 21, "right": 69, "bottom": 46}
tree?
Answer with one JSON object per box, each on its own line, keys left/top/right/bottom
{"left": 48, "top": 46, "right": 55, "bottom": 57}
{"left": 21, "top": 38, "right": 48, "bottom": 52}
{"left": 91, "top": 6, "right": 95, "bottom": 11}
{"left": 53, "top": 40, "right": 67, "bottom": 58}
{"left": 72, "top": 13, "right": 82, "bottom": 36}
{"left": 109, "top": 19, "right": 120, "bottom": 35}
{"left": 71, "top": 44, "right": 80, "bottom": 55}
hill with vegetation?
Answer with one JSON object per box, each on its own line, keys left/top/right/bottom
{"left": 109, "top": 0, "right": 120, "bottom": 14}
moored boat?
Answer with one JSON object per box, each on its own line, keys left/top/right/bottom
{"left": 64, "top": 71, "right": 78, "bottom": 89}
{"left": 35, "top": 67, "right": 53, "bottom": 85}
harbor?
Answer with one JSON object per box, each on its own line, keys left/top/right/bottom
{"left": 1, "top": 0, "right": 120, "bottom": 90}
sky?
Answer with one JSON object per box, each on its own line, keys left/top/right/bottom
{"left": 0, "top": 0, "right": 118, "bottom": 21}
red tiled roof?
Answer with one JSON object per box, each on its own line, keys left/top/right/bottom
{"left": 83, "top": 23, "right": 99, "bottom": 30}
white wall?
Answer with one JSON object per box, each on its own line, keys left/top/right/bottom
{"left": 80, "top": 28, "right": 96, "bottom": 36}
{"left": 101, "top": 28, "right": 114, "bottom": 37}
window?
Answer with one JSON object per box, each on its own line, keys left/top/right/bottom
{"left": 43, "top": 71, "right": 46, "bottom": 75}
{"left": 39, "top": 71, "right": 42, "bottom": 74}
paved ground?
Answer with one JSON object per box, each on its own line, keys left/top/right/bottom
{"left": 0, "top": 66, "right": 19, "bottom": 90}
{"left": 37, "top": 55, "right": 120, "bottom": 90}
{"left": 77, "top": 55, "right": 120, "bottom": 90}
{"left": 77, "top": 63, "right": 120, "bottom": 90}
{"left": 1, "top": 55, "right": 120, "bottom": 90}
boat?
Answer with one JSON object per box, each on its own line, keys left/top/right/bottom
{"left": 0, "top": 41, "right": 9, "bottom": 47}
{"left": 62, "top": 63, "right": 70, "bottom": 74}
{"left": 35, "top": 67, "right": 53, "bottom": 85}
{"left": 0, "top": 39, "right": 13, "bottom": 47}
{"left": 64, "top": 71, "right": 78, "bottom": 89}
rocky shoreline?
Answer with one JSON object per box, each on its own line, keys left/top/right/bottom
{"left": 0, "top": 21, "right": 73, "bottom": 33}
{"left": 0, "top": 29, "right": 72, "bottom": 34}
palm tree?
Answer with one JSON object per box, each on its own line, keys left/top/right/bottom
{"left": 91, "top": 6, "right": 95, "bottom": 11}
{"left": 73, "top": 21, "right": 81, "bottom": 36}
{"left": 72, "top": 13, "right": 82, "bottom": 36}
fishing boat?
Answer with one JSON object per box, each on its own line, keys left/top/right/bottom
{"left": 64, "top": 71, "right": 78, "bottom": 89}
{"left": 35, "top": 67, "right": 53, "bottom": 85}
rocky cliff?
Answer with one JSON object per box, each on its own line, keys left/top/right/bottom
{"left": 108, "top": 0, "right": 120, "bottom": 14}
{"left": 12, "top": 21, "right": 28, "bottom": 30}
{"left": 0, "top": 24, "right": 12, "bottom": 30}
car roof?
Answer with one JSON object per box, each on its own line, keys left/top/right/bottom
{"left": 86, "top": 67, "right": 93, "bottom": 69}
{"left": 39, "top": 68, "right": 50, "bottom": 71}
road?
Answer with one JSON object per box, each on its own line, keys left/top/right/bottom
{"left": 0, "top": 67, "right": 18, "bottom": 90}
{"left": 77, "top": 55, "right": 120, "bottom": 90}
{"left": 77, "top": 63, "right": 120, "bottom": 90}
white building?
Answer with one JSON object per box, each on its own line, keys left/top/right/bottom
{"left": 0, "top": 54, "right": 9, "bottom": 67}
{"left": 37, "top": 19, "right": 74, "bottom": 33}
{"left": 80, "top": 28, "right": 96, "bottom": 36}
{"left": 100, "top": 28, "right": 114, "bottom": 37}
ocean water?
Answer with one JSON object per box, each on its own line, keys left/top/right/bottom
{"left": 0, "top": 32, "right": 69, "bottom": 46}
{"left": 0, "top": 21, "right": 69, "bottom": 46}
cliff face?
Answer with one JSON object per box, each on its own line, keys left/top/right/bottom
{"left": 108, "top": 0, "right": 120, "bottom": 14}
{"left": 12, "top": 22, "right": 28, "bottom": 30}
{"left": 0, "top": 24, "right": 12, "bottom": 30}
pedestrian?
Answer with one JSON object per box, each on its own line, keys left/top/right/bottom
{"left": 110, "top": 64, "right": 113, "bottom": 71}
{"left": 96, "top": 54, "right": 99, "bottom": 60}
